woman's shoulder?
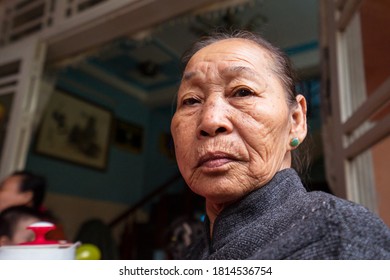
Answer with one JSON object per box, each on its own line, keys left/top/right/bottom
{"left": 303, "top": 191, "right": 374, "bottom": 216}
{"left": 300, "top": 190, "right": 383, "bottom": 227}
{"left": 295, "top": 191, "right": 390, "bottom": 258}
{"left": 255, "top": 190, "right": 390, "bottom": 259}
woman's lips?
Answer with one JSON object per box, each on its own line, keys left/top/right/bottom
{"left": 197, "top": 152, "right": 237, "bottom": 169}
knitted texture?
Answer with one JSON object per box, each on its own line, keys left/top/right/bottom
{"left": 186, "top": 168, "right": 390, "bottom": 259}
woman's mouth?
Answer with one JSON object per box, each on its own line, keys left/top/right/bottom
{"left": 197, "top": 152, "right": 237, "bottom": 169}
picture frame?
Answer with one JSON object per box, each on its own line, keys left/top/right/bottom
{"left": 35, "top": 88, "right": 112, "bottom": 170}
{"left": 113, "top": 118, "right": 144, "bottom": 153}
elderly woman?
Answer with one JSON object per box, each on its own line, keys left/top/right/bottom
{"left": 170, "top": 30, "right": 390, "bottom": 259}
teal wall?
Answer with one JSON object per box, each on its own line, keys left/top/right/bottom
{"left": 25, "top": 67, "right": 180, "bottom": 205}
{"left": 142, "top": 106, "right": 180, "bottom": 196}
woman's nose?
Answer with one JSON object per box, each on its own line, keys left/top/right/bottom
{"left": 196, "top": 99, "right": 233, "bottom": 138}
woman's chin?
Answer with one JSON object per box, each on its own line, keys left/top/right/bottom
{"left": 192, "top": 181, "right": 248, "bottom": 203}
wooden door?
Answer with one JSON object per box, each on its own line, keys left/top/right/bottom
{"left": 320, "top": 0, "right": 390, "bottom": 224}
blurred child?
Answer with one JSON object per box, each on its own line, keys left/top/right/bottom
{"left": 0, "top": 206, "right": 42, "bottom": 245}
{"left": 0, "top": 170, "right": 66, "bottom": 241}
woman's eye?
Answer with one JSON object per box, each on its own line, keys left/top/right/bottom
{"left": 182, "top": 97, "right": 200, "bottom": 106}
{"left": 233, "top": 88, "right": 255, "bottom": 97}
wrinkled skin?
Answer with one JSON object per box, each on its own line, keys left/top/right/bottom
{"left": 171, "top": 39, "right": 307, "bottom": 226}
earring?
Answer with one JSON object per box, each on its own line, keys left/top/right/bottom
{"left": 290, "top": 137, "right": 299, "bottom": 147}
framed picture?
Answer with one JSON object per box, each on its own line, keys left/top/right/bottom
{"left": 35, "top": 89, "right": 112, "bottom": 170}
{"left": 113, "top": 119, "right": 143, "bottom": 153}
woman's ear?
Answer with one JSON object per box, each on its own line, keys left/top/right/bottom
{"left": 288, "top": 94, "right": 307, "bottom": 150}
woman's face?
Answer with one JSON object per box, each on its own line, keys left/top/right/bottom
{"left": 171, "top": 38, "right": 304, "bottom": 204}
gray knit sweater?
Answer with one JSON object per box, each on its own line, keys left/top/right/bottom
{"left": 186, "top": 168, "right": 390, "bottom": 259}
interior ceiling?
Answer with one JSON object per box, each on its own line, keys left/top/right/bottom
{"left": 57, "top": 0, "right": 319, "bottom": 108}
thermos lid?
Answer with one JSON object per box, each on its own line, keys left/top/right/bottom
{"left": 0, "top": 221, "right": 78, "bottom": 260}
{"left": 19, "top": 221, "right": 59, "bottom": 245}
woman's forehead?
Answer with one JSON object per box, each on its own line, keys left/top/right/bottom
{"left": 196, "top": 38, "right": 269, "bottom": 58}
{"left": 182, "top": 40, "right": 275, "bottom": 86}
{"left": 186, "top": 38, "right": 273, "bottom": 72}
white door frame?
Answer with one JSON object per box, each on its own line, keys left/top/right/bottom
{"left": 0, "top": 37, "right": 46, "bottom": 178}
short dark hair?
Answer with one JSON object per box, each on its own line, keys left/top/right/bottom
{"left": 11, "top": 170, "right": 46, "bottom": 210}
{"left": 179, "top": 30, "right": 310, "bottom": 176}
{"left": 0, "top": 205, "right": 42, "bottom": 239}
